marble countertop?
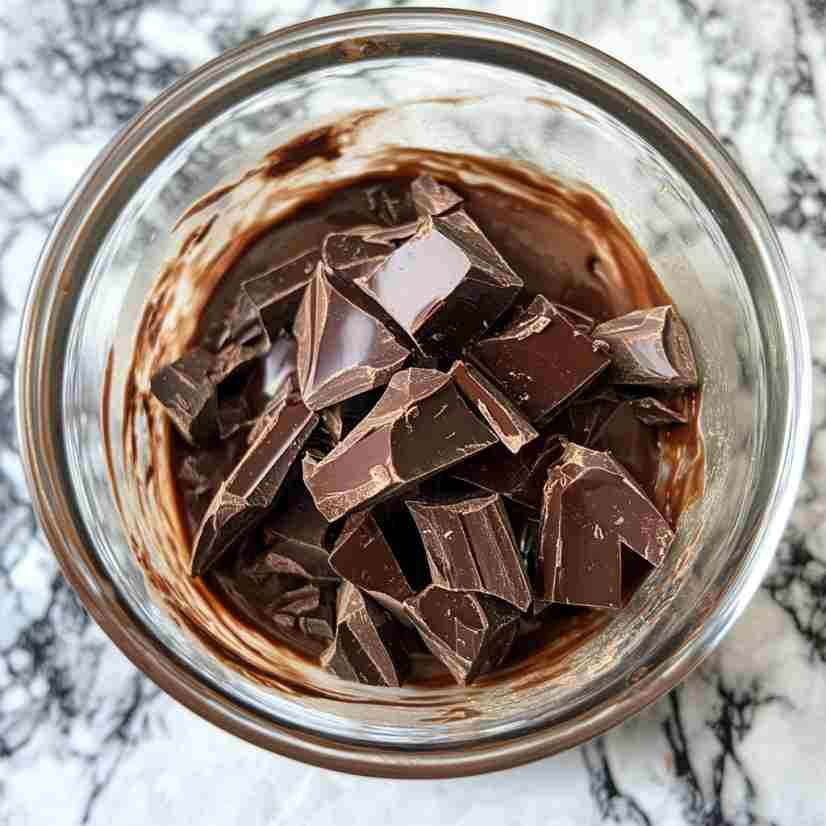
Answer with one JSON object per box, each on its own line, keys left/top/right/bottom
{"left": 1, "top": 1, "right": 824, "bottom": 824}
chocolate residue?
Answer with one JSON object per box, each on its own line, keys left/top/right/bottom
{"left": 114, "top": 109, "right": 704, "bottom": 703}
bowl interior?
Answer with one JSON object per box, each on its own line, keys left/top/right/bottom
{"left": 21, "top": 16, "right": 803, "bottom": 772}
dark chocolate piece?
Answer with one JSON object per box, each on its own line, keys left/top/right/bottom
{"left": 242, "top": 250, "right": 318, "bottom": 337}
{"left": 410, "top": 174, "right": 463, "bottom": 216}
{"left": 450, "top": 360, "right": 538, "bottom": 454}
{"left": 405, "top": 586, "right": 519, "bottom": 684}
{"left": 537, "top": 442, "right": 675, "bottom": 609}
{"left": 258, "top": 487, "right": 340, "bottom": 581}
{"left": 469, "top": 294, "right": 611, "bottom": 423}
{"left": 630, "top": 396, "right": 688, "bottom": 426}
{"left": 151, "top": 348, "right": 219, "bottom": 445}
{"left": 451, "top": 433, "right": 566, "bottom": 511}
{"left": 591, "top": 400, "right": 661, "bottom": 497}
{"left": 407, "top": 492, "right": 532, "bottom": 610}
{"left": 367, "top": 180, "right": 418, "bottom": 227}
{"left": 592, "top": 306, "right": 698, "bottom": 388}
{"left": 562, "top": 389, "right": 622, "bottom": 446}
{"left": 322, "top": 228, "right": 392, "bottom": 280}
{"left": 321, "top": 583, "right": 410, "bottom": 686}
{"left": 294, "top": 266, "right": 410, "bottom": 410}
{"left": 354, "top": 210, "right": 522, "bottom": 355}
{"left": 302, "top": 368, "right": 497, "bottom": 521}
{"left": 328, "top": 510, "right": 414, "bottom": 619}
{"left": 553, "top": 303, "right": 595, "bottom": 334}
{"left": 217, "top": 393, "right": 253, "bottom": 440}
{"left": 190, "top": 397, "right": 319, "bottom": 576}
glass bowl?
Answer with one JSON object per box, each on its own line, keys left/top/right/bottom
{"left": 16, "top": 9, "right": 810, "bottom": 777}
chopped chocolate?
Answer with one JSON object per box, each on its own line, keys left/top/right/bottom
{"left": 591, "top": 400, "right": 661, "bottom": 496}
{"left": 562, "top": 389, "right": 622, "bottom": 446}
{"left": 450, "top": 360, "right": 538, "bottom": 454}
{"left": 242, "top": 250, "right": 318, "bottom": 337}
{"left": 410, "top": 174, "right": 463, "bottom": 216}
{"left": 329, "top": 510, "right": 414, "bottom": 619}
{"left": 405, "top": 586, "right": 519, "bottom": 684}
{"left": 216, "top": 393, "right": 253, "bottom": 440}
{"left": 592, "top": 306, "right": 698, "bottom": 388}
{"left": 258, "top": 486, "right": 340, "bottom": 581}
{"left": 190, "top": 397, "right": 319, "bottom": 576}
{"left": 322, "top": 228, "right": 392, "bottom": 279}
{"left": 451, "top": 432, "right": 566, "bottom": 511}
{"left": 354, "top": 210, "right": 522, "bottom": 355}
{"left": 294, "top": 266, "right": 411, "bottom": 410}
{"left": 407, "top": 492, "right": 532, "bottom": 610}
{"left": 468, "top": 294, "right": 611, "bottom": 423}
{"left": 302, "top": 368, "right": 497, "bottom": 521}
{"left": 553, "top": 303, "right": 596, "bottom": 334}
{"left": 151, "top": 348, "right": 220, "bottom": 445}
{"left": 321, "top": 583, "right": 410, "bottom": 686}
{"left": 630, "top": 396, "right": 689, "bottom": 426}
{"left": 537, "top": 442, "right": 675, "bottom": 609}
{"left": 367, "top": 179, "right": 418, "bottom": 227}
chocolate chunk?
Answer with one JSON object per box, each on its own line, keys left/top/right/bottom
{"left": 150, "top": 348, "right": 220, "bottom": 445}
{"left": 190, "top": 398, "right": 319, "bottom": 576}
{"left": 302, "top": 368, "right": 497, "bottom": 521}
{"left": 258, "top": 487, "right": 340, "bottom": 581}
{"left": 242, "top": 250, "right": 318, "bottom": 337}
{"left": 354, "top": 210, "right": 522, "bottom": 355}
{"left": 469, "top": 295, "right": 611, "bottom": 423}
{"left": 630, "top": 396, "right": 688, "bottom": 426}
{"left": 321, "top": 583, "right": 410, "bottom": 686}
{"left": 451, "top": 432, "right": 566, "bottom": 511}
{"left": 329, "top": 510, "right": 414, "bottom": 619}
{"left": 553, "top": 303, "right": 596, "bottom": 334}
{"left": 410, "top": 174, "right": 463, "bottom": 216}
{"left": 407, "top": 492, "right": 532, "bottom": 610}
{"left": 537, "top": 442, "right": 675, "bottom": 609}
{"left": 367, "top": 180, "right": 418, "bottom": 227}
{"left": 562, "top": 389, "right": 622, "bottom": 446}
{"left": 322, "top": 228, "right": 392, "bottom": 280}
{"left": 591, "top": 400, "right": 661, "bottom": 497}
{"left": 405, "top": 586, "right": 519, "bottom": 684}
{"left": 592, "top": 306, "right": 698, "bottom": 388}
{"left": 217, "top": 393, "right": 253, "bottom": 440}
{"left": 294, "top": 266, "right": 411, "bottom": 410}
{"left": 372, "top": 493, "right": 432, "bottom": 592}
{"left": 450, "top": 360, "right": 538, "bottom": 454}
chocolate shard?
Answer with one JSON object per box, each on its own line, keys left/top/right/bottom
{"left": 537, "top": 442, "right": 675, "bottom": 609}
{"left": 294, "top": 265, "right": 411, "bottom": 410}
{"left": 405, "top": 586, "right": 519, "bottom": 684}
{"left": 302, "top": 368, "right": 497, "bottom": 521}
{"left": 630, "top": 396, "right": 688, "bottom": 427}
{"left": 258, "top": 487, "right": 340, "bottom": 581}
{"left": 451, "top": 432, "right": 566, "bottom": 511}
{"left": 321, "top": 582, "right": 410, "bottom": 686}
{"left": 328, "top": 510, "right": 414, "bottom": 620}
{"left": 468, "top": 294, "right": 611, "bottom": 424}
{"left": 410, "top": 174, "right": 463, "bottom": 216}
{"left": 407, "top": 492, "right": 532, "bottom": 611}
{"left": 322, "top": 228, "right": 393, "bottom": 280}
{"left": 562, "top": 389, "right": 622, "bottom": 446}
{"left": 354, "top": 210, "right": 523, "bottom": 356}
{"left": 553, "top": 303, "right": 596, "bottom": 334}
{"left": 449, "top": 360, "right": 538, "bottom": 454}
{"left": 366, "top": 180, "right": 418, "bottom": 227}
{"left": 211, "top": 545, "right": 336, "bottom": 645}
{"left": 190, "top": 397, "right": 319, "bottom": 576}
{"left": 150, "top": 348, "right": 220, "bottom": 445}
{"left": 592, "top": 306, "right": 698, "bottom": 388}
{"left": 242, "top": 250, "right": 318, "bottom": 337}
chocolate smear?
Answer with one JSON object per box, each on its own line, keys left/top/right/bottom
{"left": 190, "top": 397, "right": 318, "bottom": 576}
{"left": 407, "top": 492, "right": 532, "bottom": 611}
{"left": 405, "top": 586, "right": 519, "bottom": 685}
{"left": 294, "top": 265, "right": 410, "bottom": 410}
{"left": 592, "top": 306, "right": 698, "bottom": 388}
{"left": 302, "top": 368, "right": 497, "bottom": 521}
{"left": 321, "top": 583, "right": 410, "bottom": 687}
{"left": 468, "top": 294, "right": 610, "bottom": 423}
{"left": 537, "top": 442, "right": 675, "bottom": 609}
{"left": 354, "top": 210, "right": 522, "bottom": 356}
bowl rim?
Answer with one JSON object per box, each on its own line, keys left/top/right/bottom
{"left": 15, "top": 7, "right": 811, "bottom": 778}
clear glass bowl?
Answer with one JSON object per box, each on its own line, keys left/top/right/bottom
{"left": 16, "top": 10, "right": 810, "bottom": 777}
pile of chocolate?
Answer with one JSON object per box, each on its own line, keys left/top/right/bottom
{"left": 151, "top": 174, "right": 698, "bottom": 687}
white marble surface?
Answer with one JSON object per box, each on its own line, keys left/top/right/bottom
{"left": 1, "top": 1, "right": 825, "bottom": 824}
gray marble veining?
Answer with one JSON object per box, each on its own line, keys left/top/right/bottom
{"left": 1, "top": 1, "right": 824, "bottom": 824}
